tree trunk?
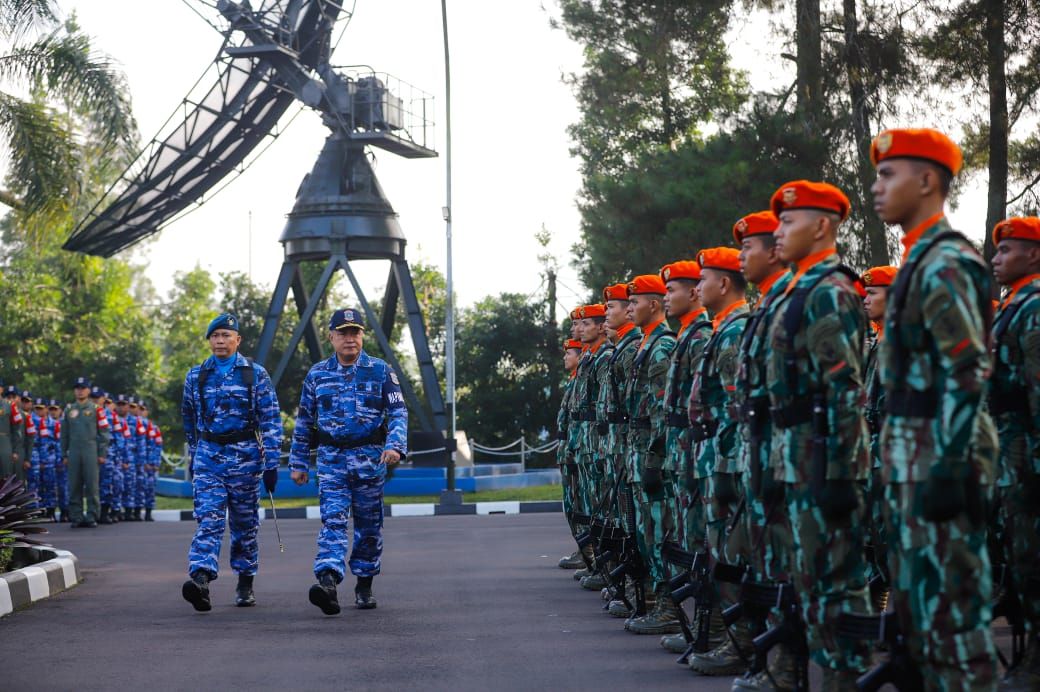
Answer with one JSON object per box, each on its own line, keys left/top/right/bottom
{"left": 843, "top": 0, "right": 890, "bottom": 267}
{"left": 796, "top": 0, "right": 823, "bottom": 131}
{"left": 984, "top": 0, "right": 1008, "bottom": 269}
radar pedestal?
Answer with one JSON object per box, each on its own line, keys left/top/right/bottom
{"left": 254, "top": 133, "right": 446, "bottom": 433}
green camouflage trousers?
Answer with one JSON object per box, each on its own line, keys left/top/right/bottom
{"left": 786, "top": 482, "right": 872, "bottom": 673}
{"left": 707, "top": 471, "right": 748, "bottom": 609}
{"left": 996, "top": 482, "right": 1040, "bottom": 637}
{"left": 632, "top": 473, "right": 677, "bottom": 588}
{"left": 560, "top": 463, "right": 580, "bottom": 537}
{"left": 884, "top": 481, "right": 997, "bottom": 691}
{"left": 576, "top": 455, "right": 606, "bottom": 521}
{"left": 742, "top": 481, "right": 792, "bottom": 583}
{"left": 680, "top": 475, "right": 710, "bottom": 554}
{"left": 864, "top": 467, "right": 889, "bottom": 587}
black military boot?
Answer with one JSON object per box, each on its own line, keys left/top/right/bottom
{"left": 182, "top": 571, "right": 212, "bottom": 612}
{"left": 355, "top": 576, "right": 377, "bottom": 610}
{"left": 59, "top": 507, "right": 69, "bottom": 522}
{"left": 110, "top": 508, "right": 121, "bottom": 523}
{"left": 235, "top": 574, "right": 256, "bottom": 607}
{"left": 46, "top": 508, "right": 56, "bottom": 522}
{"left": 123, "top": 508, "right": 132, "bottom": 521}
{"left": 136, "top": 508, "right": 143, "bottom": 522}
{"left": 99, "top": 505, "right": 113, "bottom": 525}
{"left": 308, "top": 571, "right": 341, "bottom": 615}
{"left": 145, "top": 508, "right": 154, "bottom": 522}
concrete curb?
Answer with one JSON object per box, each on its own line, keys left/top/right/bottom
{"left": 0, "top": 548, "right": 80, "bottom": 618}
{"left": 152, "top": 500, "right": 563, "bottom": 522}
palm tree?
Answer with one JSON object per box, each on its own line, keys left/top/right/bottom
{"left": 0, "top": 0, "right": 136, "bottom": 214}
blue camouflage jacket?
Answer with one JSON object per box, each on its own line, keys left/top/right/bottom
{"left": 181, "top": 353, "right": 283, "bottom": 468}
{"left": 289, "top": 352, "right": 408, "bottom": 472}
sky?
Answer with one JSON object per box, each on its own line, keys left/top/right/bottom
{"left": 57, "top": 1, "right": 990, "bottom": 313}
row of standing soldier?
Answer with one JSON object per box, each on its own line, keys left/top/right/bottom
{"left": 554, "top": 128, "right": 1040, "bottom": 692}
{"left": 0, "top": 379, "right": 163, "bottom": 526}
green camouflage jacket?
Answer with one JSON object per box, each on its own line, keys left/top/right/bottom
{"left": 580, "top": 341, "right": 614, "bottom": 463}
{"left": 567, "top": 349, "right": 594, "bottom": 458}
{"left": 736, "top": 271, "right": 791, "bottom": 477}
{"left": 879, "top": 217, "right": 997, "bottom": 485}
{"left": 690, "top": 303, "right": 750, "bottom": 477}
{"left": 663, "top": 310, "right": 713, "bottom": 476}
{"left": 600, "top": 326, "right": 642, "bottom": 464}
{"left": 766, "top": 254, "right": 869, "bottom": 484}
{"left": 863, "top": 330, "right": 885, "bottom": 469}
{"left": 624, "top": 320, "right": 676, "bottom": 480}
{"left": 990, "top": 276, "right": 1040, "bottom": 485}
{"left": 556, "top": 375, "right": 576, "bottom": 466}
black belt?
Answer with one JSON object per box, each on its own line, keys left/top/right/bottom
{"left": 606, "top": 411, "right": 627, "bottom": 424}
{"left": 740, "top": 397, "right": 770, "bottom": 433}
{"left": 596, "top": 422, "right": 609, "bottom": 436}
{"left": 556, "top": 429, "right": 567, "bottom": 441}
{"left": 574, "top": 410, "right": 597, "bottom": 422}
{"left": 989, "top": 392, "right": 1029, "bottom": 417}
{"left": 315, "top": 428, "right": 385, "bottom": 450}
{"left": 665, "top": 412, "right": 689, "bottom": 428}
{"left": 689, "top": 418, "right": 719, "bottom": 442}
{"left": 885, "top": 389, "right": 939, "bottom": 418}
{"left": 200, "top": 428, "right": 257, "bottom": 444}
{"left": 629, "top": 417, "right": 651, "bottom": 431}
{"left": 770, "top": 398, "right": 813, "bottom": 428}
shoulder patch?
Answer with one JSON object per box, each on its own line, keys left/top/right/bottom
{"left": 390, "top": 370, "right": 400, "bottom": 385}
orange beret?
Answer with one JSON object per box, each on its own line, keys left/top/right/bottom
{"left": 602, "top": 283, "right": 629, "bottom": 302}
{"left": 732, "top": 211, "right": 779, "bottom": 244}
{"left": 660, "top": 260, "right": 702, "bottom": 283}
{"left": 870, "top": 128, "right": 962, "bottom": 176}
{"left": 569, "top": 307, "right": 582, "bottom": 320}
{"left": 861, "top": 266, "right": 898, "bottom": 288}
{"left": 627, "top": 274, "right": 667, "bottom": 296}
{"left": 992, "top": 217, "right": 1040, "bottom": 246}
{"left": 697, "top": 247, "right": 742, "bottom": 274}
{"left": 771, "top": 180, "right": 850, "bottom": 221}
{"left": 577, "top": 304, "right": 606, "bottom": 319}
{"left": 564, "top": 339, "right": 583, "bottom": 351}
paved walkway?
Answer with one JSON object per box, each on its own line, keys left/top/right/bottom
{"left": 4, "top": 514, "right": 740, "bottom": 691}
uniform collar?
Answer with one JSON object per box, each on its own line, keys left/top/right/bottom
{"left": 615, "top": 322, "right": 637, "bottom": 341}
{"left": 785, "top": 248, "right": 837, "bottom": 294}
{"left": 872, "top": 321, "right": 884, "bottom": 341}
{"left": 711, "top": 300, "right": 748, "bottom": 332}
{"left": 755, "top": 269, "right": 789, "bottom": 308}
{"left": 677, "top": 307, "right": 707, "bottom": 336}
{"left": 1000, "top": 273, "right": 1040, "bottom": 311}
{"left": 327, "top": 351, "right": 370, "bottom": 371}
{"left": 638, "top": 318, "right": 667, "bottom": 349}
{"left": 900, "top": 212, "right": 946, "bottom": 261}
{"left": 204, "top": 352, "right": 247, "bottom": 370}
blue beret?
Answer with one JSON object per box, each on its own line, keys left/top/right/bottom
{"left": 89, "top": 385, "right": 104, "bottom": 398}
{"left": 206, "top": 312, "right": 240, "bottom": 339}
{"left": 329, "top": 308, "right": 366, "bottom": 331}
{"left": 73, "top": 376, "right": 91, "bottom": 389}
{"left": 4, "top": 385, "right": 18, "bottom": 397}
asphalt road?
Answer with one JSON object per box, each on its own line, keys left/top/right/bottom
{"left": 4, "top": 514, "right": 742, "bottom": 691}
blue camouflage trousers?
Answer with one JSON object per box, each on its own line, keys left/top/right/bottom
{"left": 188, "top": 440, "right": 262, "bottom": 579}
{"left": 142, "top": 466, "right": 156, "bottom": 509}
{"left": 314, "top": 445, "right": 386, "bottom": 581}
{"left": 55, "top": 462, "right": 68, "bottom": 510}
{"left": 36, "top": 459, "right": 57, "bottom": 509}
{"left": 123, "top": 462, "right": 142, "bottom": 509}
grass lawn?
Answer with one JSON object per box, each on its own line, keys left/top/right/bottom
{"left": 155, "top": 483, "right": 563, "bottom": 511}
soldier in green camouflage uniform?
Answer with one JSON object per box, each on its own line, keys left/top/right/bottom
{"left": 860, "top": 265, "right": 897, "bottom": 609}
{"left": 685, "top": 247, "right": 752, "bottom": 676}
{"left": 988, "top": 217, "right": 1040, "bottom": 691}
{"left": 557, "top": 330, "right": 585, "bottom": 570}
{"left": 657, "top": 261, "right": 713, "bottom": 652}
{"left": 621, "top": 275, "right": 679, "bottom": 634}
{"left": 765, "top": 181, "right": 872, "bottom": 689}
{"left": 872, "top": 129, "right": 997, "bottom": 690}
{"left": 600, "top": 283, "right": 643, "bottom": 618}
{"left": 1, "top": 385, "right": 25, "bottom": 479}
{"left": 567, "top": 319, "right": 596, "bottom": 580}
{"left": 574, "top": 305, "right": 613, "bottom": 591}
{"left": 729, "top": 212, "right": 798, "bottom": 691}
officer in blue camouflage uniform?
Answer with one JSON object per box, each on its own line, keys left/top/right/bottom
{"left": 91, "top": 387, "right": 116, "bottom": 524}
{"left": 872, "top": 129, "right": 998, "bottom": 690}
{"left": 122, "top": 397, "right": 143, "bottom": 520}
{"left": 291, "top": 308, "right": 408, "bottom": 616}
{"left": 30, "top": 398, "right": 55, "bottom": 514}
{"left": 50, "top": 399, "right": 71, "bottom": 521}
{"left": 181, "top": 313, "right": 283, "bottom": 612}
{"left": 989, "top": 217, "right": 1040, "bottom": 690}
{"left": 104, "top": 394, "right": 126, "bottom": 524}
{"left": 140, "top": 401, "right": 160, "bottom": 521}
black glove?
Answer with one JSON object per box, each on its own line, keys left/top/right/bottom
{"left": 922, "top": 476, "right": 967, "bottom": 523}
{"left": 262, "top": 469, "right": 278, "bottom": 495}
{"left": 1023, "top": 472, "right": 1040, "bottom": 510}
{"left": 643, "top": 467, "right": 663, "bottom": 496}
{"left": 713, "top": 472, "right": 739, "bottom": 506}
{"left": 760, "top": 469, "right": 785, "bottom": 505}
{"left": 817, "top": 479, "right": 859, "bottom": 521}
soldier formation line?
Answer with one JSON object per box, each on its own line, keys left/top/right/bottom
{"left": 554, "top": 128, "right": 1040, "bottom": 692}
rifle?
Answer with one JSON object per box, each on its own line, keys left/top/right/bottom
{"left": 607, "top": 481, "right": 647, "bottom": 617}
{"left": 810, "top": 392, "right": 828, "bottom": 495}
{"left": 991, "top": 562, "right": 1027, "bottom": 672}
{"left": 837, "top": 611, "right": 923, "bottom": 692}
{"left": 743, "top": 581, "right": 809, "bottom": 691}
{"left": 663, "top": 541, "right": 713, "bottom": 664}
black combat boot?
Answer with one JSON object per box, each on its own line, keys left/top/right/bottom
{"left": 99, "top": 505, "right": 113, "bottom": 525}
{"left": 182, "top": 571, "right": 212, "bottom": 612}
{"left": 235, "top": 574, "right": 256, "bottom": 607}
{"left": 59, "top": 506, "right": 69, "bottom": 522}
{"left": 354, "top": 576, "right": 377, "bottom": 610}
{"left": 145, "top": 508, "right": 154, "bottom": 522}
{"left": 135, "top": 508, "right": 143, "bottom": 521}
{"left": 308, "top": 571, "right": 340, "bottom": 615}
{"left": 123, "top": 508, "right": 131, "bottom": 521}
{"left": 110, "top": 508, "right": 121, "bottom": 523}
{"left": 46, "top": 508, "right": 56, "bottom": 522}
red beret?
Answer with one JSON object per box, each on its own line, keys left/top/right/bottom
{"left": 660, "top": 260, "right": 702, "bottom": 283}
{"left": 870, "top": 128, "right": 962, "bottom": 176}
{"left": 732, "top": 211, "right": 779, "bottom": 244}
{"left": 602, "top": 283, "right": 630, "bottom": 302}
{"left": 771, "top": 180, "right": 851, "bottom": 221}
{"left": 577, "top": 304, "right": 606, "bottom": 319}
{"left": 627, "top": 275, "right": 667, "bottom": 296}
{"left": 861, "top": 266, "right": 898, "bottom": 288}
{"left": 564, "top": 339, "right": 583, "bottom": 351}
{"left": 992, "top": 217, "right": 1040, "bottom": 246}
{"left": 697, "top": 247, "right": 742, "bottom": 274}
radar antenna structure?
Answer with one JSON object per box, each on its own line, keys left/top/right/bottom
{"left": 63, "top": 0, "right": 446, "bottom": 434}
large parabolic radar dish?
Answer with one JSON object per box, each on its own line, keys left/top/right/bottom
{"left": 63, "top": 0, "right": 341, "bottom": 256}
